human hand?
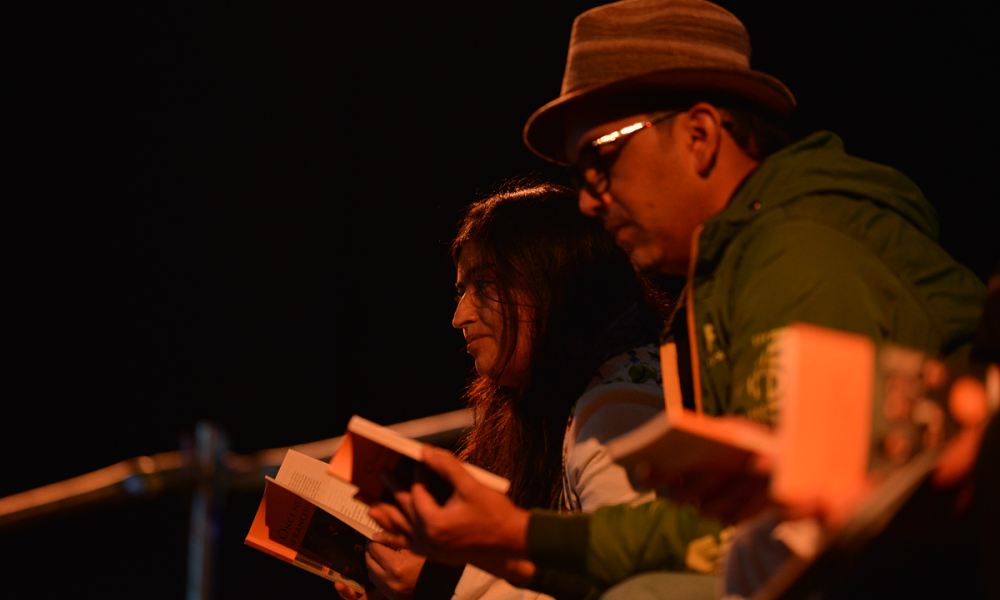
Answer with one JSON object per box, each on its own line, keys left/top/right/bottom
{"left": 334, "top": 580, "right": 384, "bottom": 600}
{"left": 776, "top": 369, "right": 996, "bottom": 531}
{"left": 929, "top": 370, "right": 996, "bottom": 518}
{"left": 639, "top": 416, "right": 776, "bottom": 525}
{"left": 369, "top": 445, "right": 534, "bottom": 582}
{"left": 366, "top": 542, "right": 425, "bottom": 600}
{"left": 664, "top": 453, "right": 774, "bottom": 525}
{"left": 368, "top": 494, "right": 416, "bottom": 552}
{"left": 932, "top": 373, "right": 992, "bottom": 489}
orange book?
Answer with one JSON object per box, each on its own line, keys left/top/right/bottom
{"left": 245, "top": 448, "right": 387, "bottom": 592}
{"left": 608, "top": 323, "right": 967, "bottom": 516}
{"left": 248, "top": 418, "right": 510, "bottom": 588}
{"left": 328, "top": 415, "right": 510, "bottom": 504}
{"left": 245, "top": 476, "right": 370, "bottom": 594}
{"left": 773, "top": 324, "right": 971, "bottom": 514}
{"left": 769, "top": 323, "right": 876, "bottom": 514}
{"left": 753, "top": 348, "right": 997, "bottom": 600}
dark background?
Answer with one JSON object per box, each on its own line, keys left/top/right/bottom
{"left": 4, "top": 1, "right": 994, "bottom": 597}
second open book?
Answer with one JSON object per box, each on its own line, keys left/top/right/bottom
{"left": 606, "top": 322, "right": 967, "bottom": 516}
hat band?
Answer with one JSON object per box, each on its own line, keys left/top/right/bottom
{"left": 564, "top": 38, "right": 751, "bottom": 94}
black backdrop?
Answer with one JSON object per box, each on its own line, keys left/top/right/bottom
{"left": 4, "top": 2, "right": 994, "bottom": 597}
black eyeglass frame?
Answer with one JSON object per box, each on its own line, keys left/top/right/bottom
{"left": 569, "top": 110, "right": 683, "bottom": 197}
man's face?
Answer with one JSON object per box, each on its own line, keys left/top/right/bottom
{"left": 566, "top": 110, "right": 716, "bottom": 276}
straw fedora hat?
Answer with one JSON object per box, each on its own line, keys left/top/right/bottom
{"left": 523, "top": 0, "right": 795, "bottom": 165}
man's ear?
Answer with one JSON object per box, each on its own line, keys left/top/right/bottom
{"left": 683, "top": 102, "right": 724, "bottom": 178}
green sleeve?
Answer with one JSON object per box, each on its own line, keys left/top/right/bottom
{"left": 526, "top": 501, "right": 723, "bottom": 591}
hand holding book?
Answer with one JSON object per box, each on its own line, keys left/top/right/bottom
{"left": 369, "top": 445, "right": 535, "bottom": 585}
{"left": 609, "top": 323, "right": 999, "bottom": 542}
{"left": 246, "top": 416, "right": 512, "bottom": 593}
{"left": 364, "top": 543, "right": 425, "bottom": 600}
{"left": 620, "top": 414, "right": 777, "bottom": 525}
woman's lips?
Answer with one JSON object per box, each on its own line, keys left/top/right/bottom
{"left": 465, "top": 334, "right": 487, "bottom": 352}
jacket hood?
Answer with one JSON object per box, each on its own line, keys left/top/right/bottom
{"left": 698, "top": 131, "right": 940, "bottom": 266}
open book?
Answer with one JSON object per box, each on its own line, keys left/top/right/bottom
{"left": 245, "top": 449, "right": 383, "bottom": 593}
{"left": 602, "top": 405, "right": 777, "bottom": 491}
{"left": 755, "top": 355, "right": 998, "bottom": 600}
{"left": 607, "top": 323, "right": 969, "bottom": 515}
{"left": 247, "top": 416, "right": 510, "bottom": 590}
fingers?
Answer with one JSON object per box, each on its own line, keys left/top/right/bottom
{"left": 380, "top": 446, "right": 528, "bottom": 565}
{"left": 334, "top": 581, "right": 363, "bottom": 600}
{"left": 469, "top": 556, "right": 537, "bottom": 586}
{"left": 365, "top": 548, "right": 388, "bottom": 592}
{"left": 396, "top": 489, "right": 420, "bottom": 527}
{"left": 412, "top": 447, "right": 487, "bottom": 523}
{"left": 366, "top": 541, "right": 398, "bottom": 568}
{"left": 378, "top": 471, "right": 419, "bottom": 516}
{"left": 933, "top": 426, "right": 985, "bottom": 488}
{"left": 369, "top": 501, "right": 415, "bottom": 551}
{"left": 366, "top": 543, "right": 425, "bottom": 600}
{"left": 371, "top": 530, "right": 410, "bottom": 550}
{"left": 369, "top": 502, "right": 415, "bottom": 540}
{"left": 368, "top": 533, "right": 404, "bottom": 552}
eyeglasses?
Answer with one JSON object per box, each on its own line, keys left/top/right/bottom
{"left": 570, "top": 110, "right": 682, "bottom": 197}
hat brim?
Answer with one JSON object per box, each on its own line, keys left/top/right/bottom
{"left": 523, "top": 67, "right": 796, "bottom": 165}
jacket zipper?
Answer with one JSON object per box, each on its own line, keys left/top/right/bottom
{"left": 686, "top": 224, "right": 704, "bottom": 415}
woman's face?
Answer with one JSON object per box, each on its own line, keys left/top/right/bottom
{"left": 452, "top": 249, "right": 532, "bottom": 387}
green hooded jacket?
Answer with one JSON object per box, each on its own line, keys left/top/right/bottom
{"left": 525, "top": 132, "right": 987, "bottom": 594}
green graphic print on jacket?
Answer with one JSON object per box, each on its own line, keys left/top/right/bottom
{"left": 691, "top": 131, "right": 986, "bottom": 424}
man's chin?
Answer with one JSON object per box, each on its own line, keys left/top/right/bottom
{"left": 627, "top": 247, "right": 665, "bottom": 277}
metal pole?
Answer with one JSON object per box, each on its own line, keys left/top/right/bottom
{"left": 186, "top": 422, "right": 228, "bottom": 600}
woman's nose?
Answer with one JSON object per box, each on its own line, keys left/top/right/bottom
{"left": 452, "top": 294, "right": 476, "bottom": 329}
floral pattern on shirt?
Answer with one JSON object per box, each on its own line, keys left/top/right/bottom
{"left": 561, "top": 344, "right": 662, "bottom": 512}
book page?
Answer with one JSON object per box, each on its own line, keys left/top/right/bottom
{"left": 275, "top": 450, "right": 383, "bottom": 538}
{"left": 245, "top": 480, "right": 369, "bottom": 594}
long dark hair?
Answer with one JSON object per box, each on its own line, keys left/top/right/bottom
{"left": 453, "top": 181, "right": 665, "bottom": 509}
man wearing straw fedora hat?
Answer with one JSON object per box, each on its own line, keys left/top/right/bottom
{"left": 369, "top": 0, "right": 986, "bottom": 598}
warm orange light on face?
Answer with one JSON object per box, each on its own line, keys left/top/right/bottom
{"left": 452, "top": 250, "right": 533, "bottom": 387}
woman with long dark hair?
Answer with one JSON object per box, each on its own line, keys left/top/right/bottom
{"left": 338, "top": 181, "right": 668, "bottom": 600}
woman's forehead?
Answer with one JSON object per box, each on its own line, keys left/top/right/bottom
{"left": 456, "top": 262, "right": 493, "bottom": 285}
{"left": 456, "top": 246, "right": 491, "bottom": 274}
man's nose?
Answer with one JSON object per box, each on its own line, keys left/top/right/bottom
{"left": 578, "top": 187, "right": 605, "bottom": 217}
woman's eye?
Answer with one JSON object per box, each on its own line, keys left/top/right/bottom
{"left": 475, "top": 280, "right": 498, "bottom": 301}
